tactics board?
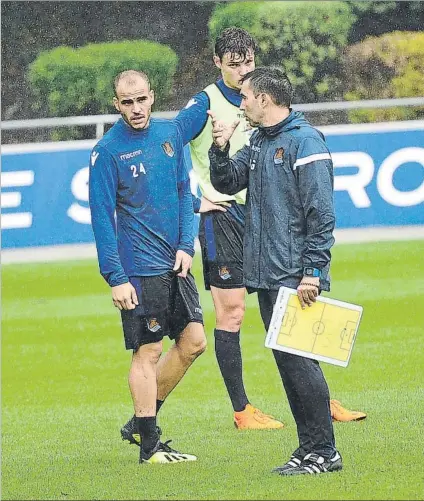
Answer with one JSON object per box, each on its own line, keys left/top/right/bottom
{"left": 265, "top": 287, "right": 363, "bottom": 367}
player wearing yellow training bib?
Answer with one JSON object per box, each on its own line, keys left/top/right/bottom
{"left": 174, "top": 28, "right": 286, "bottom": 430}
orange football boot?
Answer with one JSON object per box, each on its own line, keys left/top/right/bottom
{"left": 330, "top": 399, "right": 367, "bottom": 422}
{"left": 234, "top": 404, "right": 285, "bottom": 430}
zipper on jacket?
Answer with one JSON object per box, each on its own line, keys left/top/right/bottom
{"left": 288, "top": 221, "right": 293, "bottom": 268}
{"left": 252, "top": 133, "right": 265, "bottom": 288}
{"left": 257, "top": 140, "right": 266, "bottom": 288}
{"left": 256, "top": 159, "right": 263, "bottom": 287}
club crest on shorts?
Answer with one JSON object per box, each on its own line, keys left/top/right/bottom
{"left": 274, "top": 147, "right": 284, "bottom": 164}
{"left": 218, "top": 266, "right": 232, "bottom": 280}
{"left": 162, "top": 141, "right": 174, "bottom": 157}
{"left": 147, "top": 318, "right": 161, "bottom": 333}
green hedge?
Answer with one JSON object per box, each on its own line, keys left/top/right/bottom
{"left": 28, "top": 40, "right": 178, "bottom": 138}
{"left": 209, "top": 1, "right": 354, "bottom": 102}
{"left": 342, "top": 31, "right": 424, "bottom": 122}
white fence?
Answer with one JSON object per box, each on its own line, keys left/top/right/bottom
{"left": 3, "top": 97, "right": 424, "bottom": 139}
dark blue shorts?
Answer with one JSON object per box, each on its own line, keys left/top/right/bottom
{"left": 198, "top": 202, "right": 245, "bottom": 290}
{"left": 120, "top": 271, "right": 203, "bottom": 352}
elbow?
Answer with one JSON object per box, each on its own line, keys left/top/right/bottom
{"left": 210, "top": 174, "right": 236, "bottom": 195}
{"left": 210, "top": 175, "right": 225, "bottom": 193}
{"left": 306, "top": 211, "right": 336, "bottom": 250}
{"left": 325, "top": 212, "right": 336, "bottom": 234}
{"left": 225, "top": 186, "right": 241, "bottom": 196}
{"left": 319, "top": 212, "right": 335, "bottom": 234}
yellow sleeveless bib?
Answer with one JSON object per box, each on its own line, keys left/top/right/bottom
{"left": 189, "top": 83, "right": 250, "bottom": 205}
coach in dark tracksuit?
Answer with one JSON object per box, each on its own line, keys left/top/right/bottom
{"left": 208, "top": 67, "right": 343, "bottom": 476}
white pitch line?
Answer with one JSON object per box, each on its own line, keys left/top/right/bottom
{"left": 2, "top": 226, "right": 424, "bottom": 265}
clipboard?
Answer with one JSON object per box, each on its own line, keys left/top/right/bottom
{"left": 265, "top": 287, "right": 363, "bottom": 367}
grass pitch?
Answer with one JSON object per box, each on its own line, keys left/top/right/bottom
{"left": 2, "top": 240, "right": 423, "bottom": 500}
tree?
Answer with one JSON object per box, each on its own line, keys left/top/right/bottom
{"left": 28, "top": 40, "right": 178, "bottom": 139}
{"left": 209, "top": 1, "right": 355, "bottom": 103}
{"left": 343, "top": 31, "right": 424, "bottom": 122}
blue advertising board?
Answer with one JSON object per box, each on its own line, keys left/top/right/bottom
{"left": 2, "top": 121, "right": 424, "bottom": 249}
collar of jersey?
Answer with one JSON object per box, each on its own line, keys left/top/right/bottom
{"left": 215, "top": 79, "right": 242, "bottom": 107}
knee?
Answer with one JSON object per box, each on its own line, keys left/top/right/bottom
{"left": 188, "top": 335, "right": 207, "bottom": 359}
{"left": 133, "top": 341, "right": 163, "bottom": 366}
{"left": 179, "top": 333, "right": 207, "bottom": 360}
{"left": 217, "top": 302, "right": 245, "bottom": 331}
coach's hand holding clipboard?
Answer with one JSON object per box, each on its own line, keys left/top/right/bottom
{"left": 296, "top": 275, "right": 320, "bottom": 309}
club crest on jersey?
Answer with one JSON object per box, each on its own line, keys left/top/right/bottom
{"left": 162, "top": 141, "right": 174, "bottom": 157}
{"left": 274, "top": 147, "right": 285, "bottom": 164}
{"left": 218, "top": 266, "right": 232, "bottom": 281}
{"left": 147, "top": 318, "right": 161, "bottom": 333}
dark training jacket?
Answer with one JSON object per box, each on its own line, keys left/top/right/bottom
{"left": 209, "top": 111, "right": 335, "bottom": 291}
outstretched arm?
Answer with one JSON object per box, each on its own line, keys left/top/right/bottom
{"left": 174, "top": 92, "right": 210, "bottom": 145}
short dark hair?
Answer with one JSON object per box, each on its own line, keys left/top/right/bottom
{"left": 242, "top": 67, "right": 293, "bottom": 107}
{"left": 214, "top": 27, "right": 258, "bottom": 61}
{"left": 113, "top": 70, "right": 150, "bottom": 96}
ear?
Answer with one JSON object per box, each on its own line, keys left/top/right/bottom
{"left": 113, "top": 97, "right": 120, "bottom": 112}
{"left": 213, "top": 55, "right": 222, "bottom": 70}
{"left": 260, "top": 93, "right": 271, "bottom": 108}
{"left": 150, "top": 89, "right": 155, "bottom": 106}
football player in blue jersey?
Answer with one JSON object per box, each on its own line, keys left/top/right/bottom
{"left": 89, "top": 70, "right": 206, "bottom": 465}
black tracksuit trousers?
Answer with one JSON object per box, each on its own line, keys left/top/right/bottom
{"left": 257, "top": 289, "right": 337, "bottom": 459}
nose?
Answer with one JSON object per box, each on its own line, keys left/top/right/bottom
{"left": 133, "top": 102, "right": 142, "bottom": 113}
{"left": 239, "top": 63, "right": 251, "bottom": 77}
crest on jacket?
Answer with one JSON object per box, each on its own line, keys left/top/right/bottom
{"left": 162, "top": 141, "right": 174, "bottom": 157}
{"left": 274, "top": 147, "right": 284, "bottom": 164}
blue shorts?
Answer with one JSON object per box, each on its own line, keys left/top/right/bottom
{"left": 120, "top": 271, "right": 203, "bottom": 352}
